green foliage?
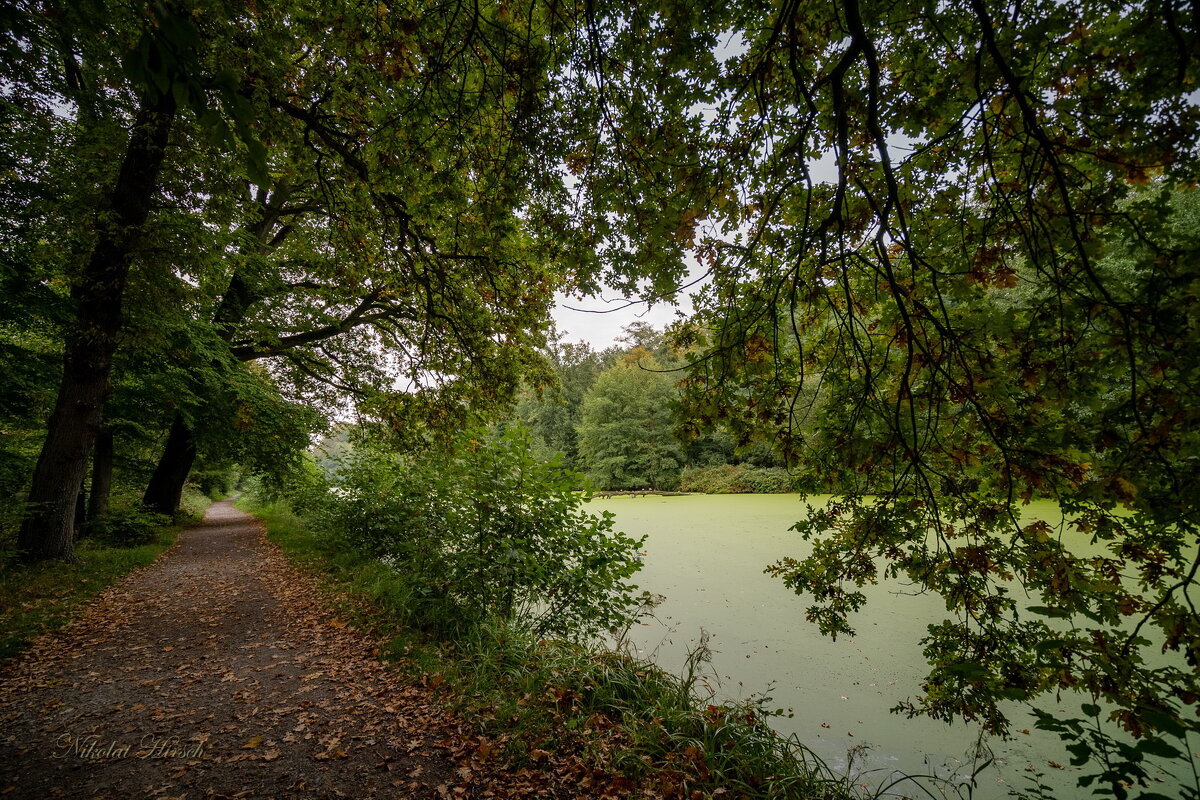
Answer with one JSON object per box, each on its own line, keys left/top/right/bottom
{"left": 80, "top": 484, "right": 209, "bottom": 547}
{"left": 678, "top": 464, "right": 796, "bottom": 494}
{"left": 577, "top": 351, "right": 684, "bottom": 490}
{"left": 310, "top": 428, "right": 646, "bottom": 639}
{"left": 0, "top": 130, "right": 68, "bottom": 518}
{"left": 191, "top": 466, "right": 237, "bottom": 500}
{"left": 206, "top": 365, "right": 322, "bottom": 490}
{"left": 175, "top": 485, "right": 213, "bottom": 522}
{"left": 513, "top": 337, "right": 615, "bottom": 470}
{"left": 86, "top": 506, "right": 170, "bottom": 547}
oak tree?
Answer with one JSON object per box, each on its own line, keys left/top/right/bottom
{"left": 671, "top": 0, "right": 1200, "bottom": 790}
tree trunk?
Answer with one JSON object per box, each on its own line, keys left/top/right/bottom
{"left": 17, "top": 92, "right": 175, "bottom": 562}
{"left": 87, "top": 426, "right": 114, "bottom": 521}
{"left": 74, "top": 483, "right": 87, "bottom": 532}
{"left": 142, "top": 414, "right": 197, "bottom": 515}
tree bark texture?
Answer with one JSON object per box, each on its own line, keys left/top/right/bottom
{"left": 87, "top": 425, "right": 114, "bottom": 521}
{"left": 17, "top": 92, "right": 176, "bottom": 561}
{"left": 141, "top": 414, "right": 197, "bottom": 515}
{"left": 74, "top": 484, "right": 87, "bottom": 532}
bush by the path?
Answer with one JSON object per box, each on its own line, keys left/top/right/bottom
{"left": 87, "top": 506, "right": 172, "bottom": 547}
{"left": 290, "top": 428, "right": 646, "bottom": 640}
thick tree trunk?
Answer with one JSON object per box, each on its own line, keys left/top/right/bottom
{"left": 141, "top": 414, "right": 197, "bottom": 515}
{"left": 17, "top": 92, "right": 175, "bottom": 561}
{"left": 87, "top": 426, "right": 114, "bottom": 521}
{"left": 74, "top": 483, "right": 87, "bottom": 532}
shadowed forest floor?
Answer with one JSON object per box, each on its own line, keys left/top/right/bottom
{"left": 0, "top": 500, "right": 628, "bottom": 799}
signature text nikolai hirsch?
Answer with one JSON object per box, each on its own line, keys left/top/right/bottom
{"left": 54, "top": 734, "right": 205, "bottom": 761}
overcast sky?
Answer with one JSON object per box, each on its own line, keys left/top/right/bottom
{"left": 548, "top": 246, "right": 714, "bottom": 350}
{"left": 549, "top": 287, "right": 695, "bottom": 350}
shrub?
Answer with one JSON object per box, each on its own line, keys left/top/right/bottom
{"left": 679, "top": 464, "right": 742, "bottom": 493}
{"left": 743, "top": 467, "right": 795, "bottom": 493}
{"left": 313, "top": 428, "right": 647, "bottom": 639}
{"left": 87, "top": 506, "right": 171, "bottom": 547}
{"left": 178, "top": 485, "right": 214, "bottom": 523}
{"left": 678, "top": 464, "right": 796, "bottom": 494}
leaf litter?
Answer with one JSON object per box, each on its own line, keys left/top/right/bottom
{"left": 0, "top": 501, "right": 657, "bottom": 799}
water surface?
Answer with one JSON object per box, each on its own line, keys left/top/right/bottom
{"left": 588, "top": 493, "right": 1091, "bottom": 798}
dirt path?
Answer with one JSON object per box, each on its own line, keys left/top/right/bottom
{"left": 0, "top": 501, "right": 606, "bottom": 799}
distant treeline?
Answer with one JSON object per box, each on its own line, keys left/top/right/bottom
{"left": 500, "top": 322, "right": 798, "bottom": 493}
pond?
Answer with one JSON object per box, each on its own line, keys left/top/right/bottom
{"left": 586, "top": 493, "right": 1123, "bottom": 799}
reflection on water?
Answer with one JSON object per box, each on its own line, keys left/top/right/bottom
{"left": 587, "top": 494, "right": 1135, "bottom": 799}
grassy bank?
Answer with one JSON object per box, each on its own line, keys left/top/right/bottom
{"left": 236, "top": 494, "right": 859, "bottom": 800}
{"left": 0, "top": 489, "right": 212, "bottom": 660}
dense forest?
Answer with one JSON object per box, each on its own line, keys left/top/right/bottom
{"left": 2, "top": 0, "right": 1198, "bottom": 796}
